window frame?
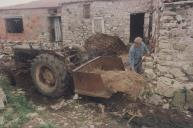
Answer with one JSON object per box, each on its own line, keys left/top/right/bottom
{"left": 5, "top": 17, "right": 24, "bottom": 34}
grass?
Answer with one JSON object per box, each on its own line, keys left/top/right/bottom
{"left": 0, "top": 76, "right": 35, "bottom": 128}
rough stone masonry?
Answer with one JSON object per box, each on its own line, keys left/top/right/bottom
{"left": 143, "top": 0, "right": 193, "bottom": 109}
{"left": 157, "top": 1, "right": 193, "bottom": 95}
{"left": 61, "top": 0, "right": 152, "bottom": 46}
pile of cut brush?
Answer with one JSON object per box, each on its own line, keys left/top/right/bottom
{"left": 84, "top": 33, "right": 127, "bottom": 57}
{"left": 92, "top": 69, "right": 146, "bottom": 99}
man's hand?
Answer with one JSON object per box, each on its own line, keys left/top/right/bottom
{"left": 142, "top": 56, "right": 146, "bottom": 62}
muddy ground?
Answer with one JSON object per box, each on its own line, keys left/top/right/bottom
{"left": 11, "top": 73, "right": 193, "bottom": 128}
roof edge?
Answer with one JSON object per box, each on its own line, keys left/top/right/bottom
{"left": 0, "top": 0, "right": 149, "bottom": 11}
{"left": 0, "top": 6, "right": 62, "bottom": 11}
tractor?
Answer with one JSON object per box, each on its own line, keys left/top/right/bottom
{"left": 13, "top": 43, "right": 126, "bottom": 98}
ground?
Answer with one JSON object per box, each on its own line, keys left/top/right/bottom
{"left": 1, "top": 73, "right": 193, "bottom": 128}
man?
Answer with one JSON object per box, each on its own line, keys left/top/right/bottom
{"left": 128, "top": 37, "right": 150, "bottom": 74}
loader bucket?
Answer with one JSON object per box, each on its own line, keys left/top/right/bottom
{"left": 72, "top": 56, "right": 125, "bottom": 98}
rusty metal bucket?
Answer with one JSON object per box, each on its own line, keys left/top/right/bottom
{"left": 72, "top": 56, "right": 125, "bottom": 98}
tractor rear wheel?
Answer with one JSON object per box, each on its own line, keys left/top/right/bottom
{"left": 31, "top": 54, "right": 70, "bottom": 97}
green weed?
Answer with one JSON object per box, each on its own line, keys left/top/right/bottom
{"left": 0, "top": 76, "right": 34, "bottom": 128}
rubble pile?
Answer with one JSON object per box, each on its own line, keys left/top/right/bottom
{"left": 104, "top": 94, "right": 193, "bottom": 128}
{"left": 127, "top": 105, "right": 193, "bottom": 128}
{"left": 84, "top": 33, "right": 127, "bottom": 57}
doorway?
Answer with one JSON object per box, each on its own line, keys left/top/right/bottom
{"left": 49, "top": 16, "right": 62, "bottom": 42}
{"left": 130, "top": 13, "right": 145, "bottom": 42}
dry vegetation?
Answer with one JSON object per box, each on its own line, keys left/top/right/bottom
{"left": 91, "top": 69, "right": 146, "bottom": 99}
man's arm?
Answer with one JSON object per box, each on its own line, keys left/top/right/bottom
{"left": 143, "top": 42, "right": 150, "bottom": 55}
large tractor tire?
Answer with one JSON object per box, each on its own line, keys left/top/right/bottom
{"left": 31, "top": 54, "right": 70, "bottom": 97}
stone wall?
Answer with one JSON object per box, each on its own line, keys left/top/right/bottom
{"left": 0, "top": 8, "right": 55, "bottom": 43}
{"left": 61, "top": 0, "right": 152, "bottom": 46}
{"left": 143, "top": 1, "right": 193, "bottom": 109}
{"left": 156, "top": 2, "right": 193, "bottom": 94}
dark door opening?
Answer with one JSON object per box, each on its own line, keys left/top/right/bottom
{"left": 130, "top": 13, "right": 145, "bottom": 42}
{"left": 49, "top": 16, "right": 62, "bottom": 42}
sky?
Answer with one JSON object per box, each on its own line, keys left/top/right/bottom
{"left": 0, "top": 0, "right": 36, "bottom": 7}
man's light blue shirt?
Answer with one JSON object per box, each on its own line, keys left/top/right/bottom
{"left": 128, "top": 42, "right": 149, "bottom": 69}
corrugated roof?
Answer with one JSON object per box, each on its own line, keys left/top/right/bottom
{"left": 0, "top": 0, "right": 68, "bottom": 10}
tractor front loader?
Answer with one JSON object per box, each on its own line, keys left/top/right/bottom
{"left": 13, "top": 44, "right": 145, "bottom": 99}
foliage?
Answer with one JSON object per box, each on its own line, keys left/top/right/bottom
{"left": 0, "top": 76, "right": 34, "bottom": 128}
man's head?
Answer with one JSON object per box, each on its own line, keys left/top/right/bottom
{"left": 134, "top": 37, "right": 143, "bottom": 47}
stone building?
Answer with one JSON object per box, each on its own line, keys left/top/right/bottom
{"left": 157, "top": 1, "right": 193, "bottom": 95}
{"left": 143, "top": 0, "right": 193, "bottom": 108}
{"left": 61, "top": 0, "right": 153, "bottom": 46}
{"left": 0, "top": 0, "right": 154, "bottom": 45}
{"left": 0, "top": 0, "right": 65, "bottom": 43}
